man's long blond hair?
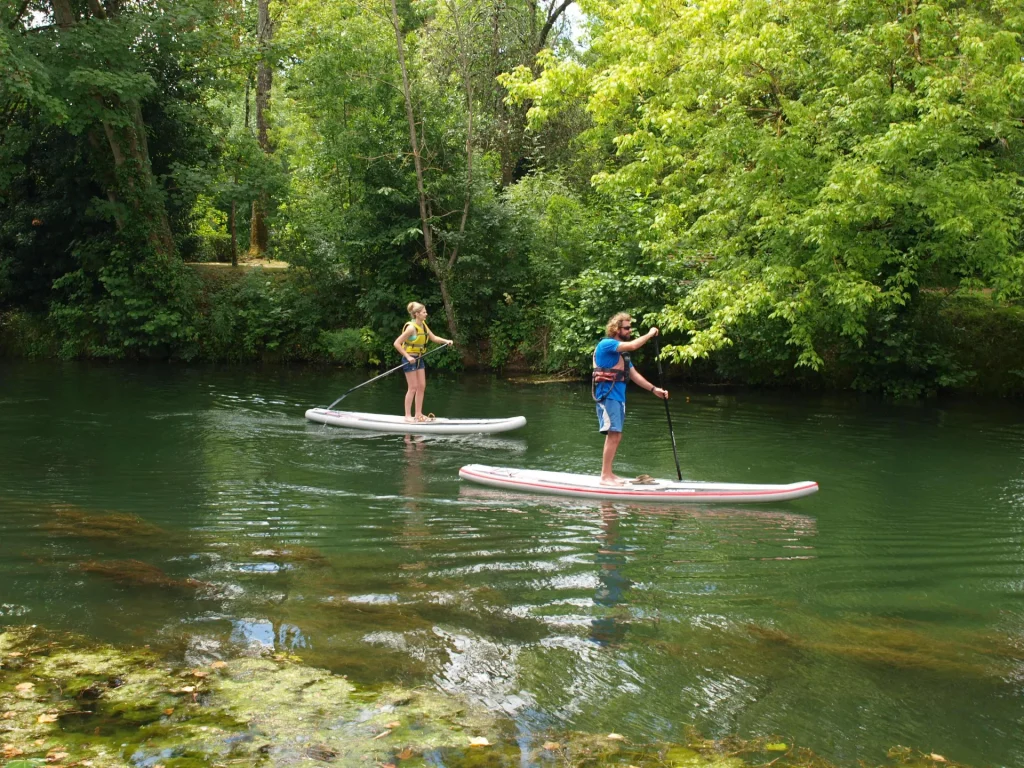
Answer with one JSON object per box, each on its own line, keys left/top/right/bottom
{"left": 605, "top": 312, "right": 631, "bottom": 337}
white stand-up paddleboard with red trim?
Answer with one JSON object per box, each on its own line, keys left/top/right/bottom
{"left": 459, "top": 464, "right": 818, "bottom": 503}
{"left": 306, "top": 408, "right": 526, "bottom": 435}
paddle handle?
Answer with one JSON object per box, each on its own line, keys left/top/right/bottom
{"left": 653, "top": 336, "right": 682, "bottom": 482}
{"left": 325, "top": 342, "right": 450, "bottom": 410}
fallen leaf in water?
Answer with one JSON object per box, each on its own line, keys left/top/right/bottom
{"left": 38, "top": 713, "right": 59, "bottom": 723}
{"left": 7, "top": 652, "right": 23, "bottom": 658}
{"left": 15, "top": 682, "right": 34, "bottom": 692}
{"left": 34, "top": 739, "right": 45, "bottom": 745}
{"left": 380, "top": 763, "right": 396, "bottom": 768}
{"left": 372, "top": 730, "right": 392, "bottom": 740}
{"left": 163, "top": 708, "right": 175, "bottom": 716}
{"left": 2, "top": 711, "right": 15, "bottom": 719}
{"left": 542, "top": 742, "right": 561, "bottom": 751}
{"left": 210, "top": 661, "right": 227, "bottom": 669}
{"left": 766, "top": 743, "right": 788, "bottom": 752}
{"left": 468, "top": 737, "right": 491, "bottom": 747}
{"left": 48, "top": 750, "right": 70, "bottom": 761}
{"left": 192, "top": 670, "right": 208, "bottom": 678}
{"left": 930, "top": 755, "right": 947, "bottom": 763}
{"left": 606, "top": 733, "right": 625, "bottom": 741}
{"left": 396, "top": 748, "right": 414, "bottom": 759}
{"left": 179, "top": 686, "right": 195, "bottom": 693}
{"left": 2, "top": 744, "right": 24, "bottom": 759}
{"left": 386, "top": 720, "right": 400, "bottom": 728}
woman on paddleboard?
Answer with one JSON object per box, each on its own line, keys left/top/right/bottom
{"left": 393, "top": 302, "right": 453, "bottom": 422}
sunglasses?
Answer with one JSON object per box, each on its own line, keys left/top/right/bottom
{"left": 620, "top": 325, "right": 632, "bottom": 331}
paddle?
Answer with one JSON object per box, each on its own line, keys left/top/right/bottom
{"left": 652, "top": 335, "right": 683, "bottom": 482}
{"left": 324, "top": 342, "right": 451, "bottom": 410}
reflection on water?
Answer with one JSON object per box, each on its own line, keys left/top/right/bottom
{"left": 591, "top": 506, "right": 631, "bottom": 647}
{"left": 231, "top": 618, "right": 309, "bottom": 650}
{"left": 1, "top": 361, "right": 1024, "bottom": 767}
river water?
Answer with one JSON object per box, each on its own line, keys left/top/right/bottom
{"left": 1, "top": 361, "right": 1022, "bottom": 766}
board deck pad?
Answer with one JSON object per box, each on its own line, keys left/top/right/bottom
{"left": 459, "top": 464, "right": 818, "bottom": 503}
{"left": 305, "top": 408, "right": 526, "bottom": 435}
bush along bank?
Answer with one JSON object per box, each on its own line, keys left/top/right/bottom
{"left": 695, "top": 293, "right": 1024, "bottom": 398}
{"left": 0, "top": 625, "right": 974, "bottom": 768}
{"left": 1, "top": 266, "right": 1022, "bottom": 398}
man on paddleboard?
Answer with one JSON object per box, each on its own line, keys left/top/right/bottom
{"left": 593, "top": 313, "right": 669, "bottom": 486}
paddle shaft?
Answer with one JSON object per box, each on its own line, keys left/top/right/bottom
{"left": 325, "top": 343, "right": 449, "bottom": 410}
{"left": 653, "top": 336, "right": 682, "bottom": 481}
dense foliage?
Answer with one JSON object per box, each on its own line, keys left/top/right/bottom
{"left": 1, "top": 0, "right": 1022, "bottom": 395}
{"left": 508, "top": 0, "right": 1024, "bottom": 387}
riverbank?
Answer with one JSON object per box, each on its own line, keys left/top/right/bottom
{"left": 0, "top": 626, "right": 966, "bottom": 768}
{"left": 1, "top": 264, "right": 1023, "bottom": 398}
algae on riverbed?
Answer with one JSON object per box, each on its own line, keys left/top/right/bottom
{"left": 0, "top": 626, "right": 970, "bottom": 768}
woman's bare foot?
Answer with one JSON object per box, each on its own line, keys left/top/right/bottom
{"left": 415, "top": 414, "right": 427, "bottom": 422}
{"left": 599, "top": 476, "right": 626, "bottom": 487}
{"left": 404, "top": 416, "right": 415, "bottom": 423}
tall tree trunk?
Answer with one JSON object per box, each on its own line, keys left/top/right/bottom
{"left": 498, "top": 0, "right": 575, "bottom": 185}
{"left": 249, "top": 0, "right": 273, "bottom": 256}
{"left": 388, "top": 0, "right": 460, "bottom": 342}
{"left": 50, "top": 0, "right": 174, "bottom": 258}
{"left": 230, "top": 197, "right": 238, "bottom": 267}
{"left": 445, "top": 0, "right": 473, "bottom": 272}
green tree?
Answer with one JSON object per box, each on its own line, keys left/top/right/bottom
{"left": 0, "top": 0, "right": 239, "bottom": 355}
{"left": 509, "top": 0, "right": 1024, "bottom": 374}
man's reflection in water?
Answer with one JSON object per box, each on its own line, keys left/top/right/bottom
{"left": 591, "top": 504, "right": 632, "bottom": 646}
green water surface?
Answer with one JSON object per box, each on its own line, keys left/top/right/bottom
{"left": 1, "top": 361, "right": 1022, "bottom": 766}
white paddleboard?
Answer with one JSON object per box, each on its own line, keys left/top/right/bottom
{"left": 306, "top": 408, "right": 526, "bottom": 435}
{"left": 459, "top": 464, "right": 818, "bottom": 503}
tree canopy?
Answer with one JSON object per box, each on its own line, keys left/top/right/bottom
{"left": 508, "top": 0, "right": 1024, "bottom": 370}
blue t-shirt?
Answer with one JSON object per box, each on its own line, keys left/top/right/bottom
{"left": 593, "top": 337, "right": 633, "bottom": 403}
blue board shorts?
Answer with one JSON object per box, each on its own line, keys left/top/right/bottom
{"left": 402, "top": 355, "right": 425, "bottom": 373}
{"left": 596, "top": 399, "right": 625, "bottom": 434}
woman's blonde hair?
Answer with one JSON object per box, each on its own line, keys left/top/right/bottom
{"left": 605, "top": 312, "right": 631, "bottom": 337}
{"left": 407, "top": 301, "right": 425, "bottom": 318}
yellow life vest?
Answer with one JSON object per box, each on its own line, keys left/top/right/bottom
{"left": 402, "top": 320, "right": 430, "bottom": 355}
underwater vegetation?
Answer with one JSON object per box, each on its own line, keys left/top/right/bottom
{"left": 744, "top": 618, "right": 1024, "bottom": 679}
{"left": 0, "top": 627, "right": 972, "bottom": 768}
{"left": 77, "top": 560, "right": 208, "bottom": 591}
{"left": 42, "top": 507, "right": 171, "bottom": 544}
